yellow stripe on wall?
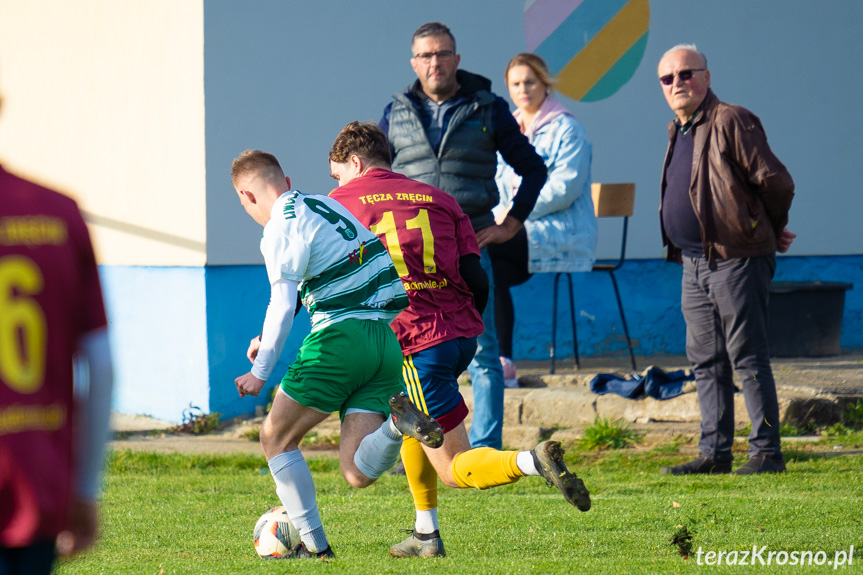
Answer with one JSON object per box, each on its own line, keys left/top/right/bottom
{"left": 556, "top": 0, "right": 649, "bottom": 101}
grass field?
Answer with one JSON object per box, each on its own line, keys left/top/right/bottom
{"left": 55, "top": 438, "right": 863, "bottom": 574}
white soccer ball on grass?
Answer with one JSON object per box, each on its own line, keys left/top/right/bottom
{"left": 253, "top": 506, "right": 300, "bottom": 558}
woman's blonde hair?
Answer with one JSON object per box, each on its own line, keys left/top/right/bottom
{"left": 504, "top": 52, "right": 556, "bottom": 93}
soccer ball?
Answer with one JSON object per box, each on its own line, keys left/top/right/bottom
{"left": 253, "top": 506, "right": 300, "bottom": 558}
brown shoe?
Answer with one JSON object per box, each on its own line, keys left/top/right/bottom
{"left": 735, "top": 455, "right": 786, "bottom": 475}
{"left": 660, "top": 457, "right": 732, "bottom": 475}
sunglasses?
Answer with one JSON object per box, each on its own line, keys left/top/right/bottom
{"left": 659, "top": 68, "right": 705, "bottom": 86}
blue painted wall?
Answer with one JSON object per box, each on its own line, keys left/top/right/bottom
{"left": 204, "top": 265, "right": 308, "bottom": 421}
{"left": 100, "top": 265, "right": 311, "bottom": 422}
{"left": 509, "top": 255, "right": 863, "bottom": 362}
{"left": 100, "top": 254, "right": 861, "bottom": 423}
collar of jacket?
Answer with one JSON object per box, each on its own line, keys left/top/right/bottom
{"left": 406, "top": 69, "right": 493, "bottom": 104}
{"left": 675, "top": 108, "right": 702, "bottom": 135}
{"left": 666, "top": 90, "right": 717, "bottom": 138}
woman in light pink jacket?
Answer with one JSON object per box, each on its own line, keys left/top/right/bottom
{"left": 490, "top": 53, "right": 597, "bottom": 387}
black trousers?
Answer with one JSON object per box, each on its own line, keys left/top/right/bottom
{"left": 487, "top": 227, "right": 531, "bottom": 359}
{"left": 682, "top": 254, "right": 781, "bottom": 460}
{"left": 0, "top": 540, "right": 56, "bottom": 575}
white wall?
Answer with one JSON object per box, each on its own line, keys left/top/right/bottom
{"left": 0, "top": 0, "right": 206, "bottom": 266}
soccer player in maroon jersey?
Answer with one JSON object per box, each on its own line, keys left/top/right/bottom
{"left": 328, "top": 122, "right": 590, "bottom": 558}
{"left": 0, "top": 153, "right": 114, "bottom": 572}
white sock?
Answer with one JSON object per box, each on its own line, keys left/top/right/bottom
{"left": 384, "top": 415, "right": 403, "bottom": 440}
{"left": 516, "top": 450, "right": 540, "bottom": 476}
{"left": 268, "top": 450, "right": 329, "bottom": 552}
{"left": 353, "top": 419, "right": 402, "bottom": 479}
{"left": 415, "top": 508, "right": 439, "bottom": 534}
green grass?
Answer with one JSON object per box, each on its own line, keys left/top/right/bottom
{"left": 55, "top": 442, "right": 863, "bottom": 574}
{"left": 579, "top": 417, "right": 644, "bottom": 450}
{"left": 843, "top": 399, "right": 863, "bottom": 430}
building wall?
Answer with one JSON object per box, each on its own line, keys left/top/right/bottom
{"left": 204, "top": 266, "right": 306, "bottom": 420}
{"left": 0, "top": 0, "right": 206, "bottom": 266}
{"left": 101, "top": 267, "right": 210, "bottom": 420}
{"left": 203, "top": 0, "right": 863, "bottom": 262}
{"left": 509, "top": 255, "right": 863, "bottom": 362}
{"left": 0, "top": 0, "right": 208, "bottom": 421}
{"left": 2, "top": 0, "right": 860, "bottom": 422}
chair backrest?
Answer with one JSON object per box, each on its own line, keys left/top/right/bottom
{"left": 591, "top": 183, "right": 636, "bottom": 270}
{"left": 591, "top": 182, "right": 635, "bottom": 218}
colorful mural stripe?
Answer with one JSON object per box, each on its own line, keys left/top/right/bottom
{"left": 525, "top": 0, "right": 650, "bottom": 102}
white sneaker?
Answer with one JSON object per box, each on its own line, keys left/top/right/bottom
{"left": 500, "top": 357, "right": 519, "bottom": 388}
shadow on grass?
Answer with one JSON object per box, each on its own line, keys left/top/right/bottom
{"left": 783, "top": 447, "right": 863, "bottom": 462}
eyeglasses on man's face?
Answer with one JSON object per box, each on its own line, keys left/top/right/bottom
{"left": 659, "top": 68, "right": 705, "bottom": 86}
{"left": 413, "top": 50, "right": 455, "bottom": 64}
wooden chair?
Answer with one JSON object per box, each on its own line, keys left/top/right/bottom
{"left": 550, "top": 182, "right": 637, "bottom": 373}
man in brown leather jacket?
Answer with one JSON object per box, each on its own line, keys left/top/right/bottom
{"left": 656, "top": 44, "right": 795, "bottom": 476}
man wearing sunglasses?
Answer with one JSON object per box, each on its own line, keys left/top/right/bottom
{"left": 657, "top": 45, "right": 795, "bottom": 476}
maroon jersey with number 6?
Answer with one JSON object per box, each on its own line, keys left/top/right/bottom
{"left": 330, "top": 169, "right": 484, "bottom": 355}
{"left": 0, "top": 166, "right": 107, "bottom": 545}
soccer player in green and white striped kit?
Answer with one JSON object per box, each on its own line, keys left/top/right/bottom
{"left": 231, "top": 150, "right": 443, "bottom": 560}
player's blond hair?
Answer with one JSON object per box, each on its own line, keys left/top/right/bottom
{"left": 231, "top": 150, "right": 285, "bottom": 187}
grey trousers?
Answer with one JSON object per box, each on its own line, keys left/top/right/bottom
{"left": 681, "top": 254, "right": 781, "bottom": 460}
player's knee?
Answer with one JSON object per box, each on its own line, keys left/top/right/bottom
{"left": 342, "top": 468, "right": 375, "bottom": 488}
{"left": 259, "top": 425, "right": 299, "bottom": 459}
{"left": 258, "top": 427, "right": 274, "bottom": 453}
{"left": 259, "top": 424, "right": 280, "bottom": 448}
{"left": 426, "top": 458, "right": 460, "bottom": 488}
{"left": 439, "top": 475, "right": 461, "bottom": 489}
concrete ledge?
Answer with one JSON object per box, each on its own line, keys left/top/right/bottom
{"left": 458, "top": 360, "right": 863, "bottom": 451}
{"left": 112, "top": 353, "right": 863, "bottom": 454}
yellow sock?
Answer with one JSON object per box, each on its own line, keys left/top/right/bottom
{"left": 401, "top": 436, "right": 438, "bottom": 510}
{"left": 451, "top": 447, "right": 524, "bottom": 489}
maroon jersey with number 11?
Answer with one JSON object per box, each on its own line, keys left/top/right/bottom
{"left": 330, "top": 169, "right": 484, "bottom": 355}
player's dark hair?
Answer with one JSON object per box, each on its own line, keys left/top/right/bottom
{"left": 412, "top": 22, "right": 456, "bottom": 52}
{"left": 231, "top": 150, "right": 285, "bottom": 187}
{"left": 329, "top": 121, "right": 392, "bottom": 167}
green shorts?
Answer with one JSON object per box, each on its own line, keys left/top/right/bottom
{"left": 280, "top": 318, "right": 404, "bottom": 420}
